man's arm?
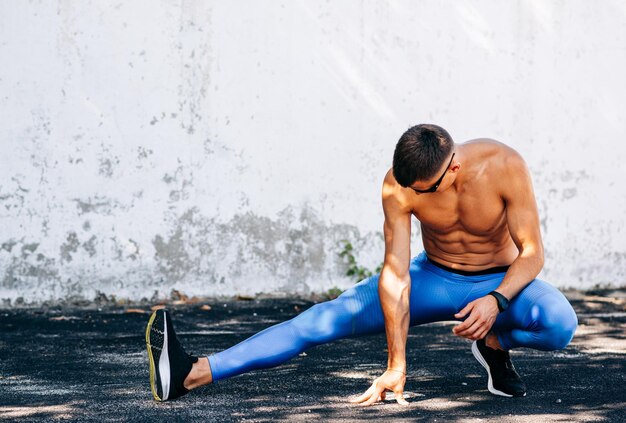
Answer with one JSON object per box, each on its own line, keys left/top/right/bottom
{"left": 454, "top": 153, "right": 544, "bottom": 341}
{"left": 351, "top": 170, "right": 412, "bottom": 406}
{"left": 379, "top": 179, "right": 412, "bottom": 374}
{"left": 492, "top": 154, "right": 544, "bottom": 299}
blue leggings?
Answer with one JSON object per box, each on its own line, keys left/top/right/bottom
{"left": 208, "top": 251, "right": 578, "bottom": 382}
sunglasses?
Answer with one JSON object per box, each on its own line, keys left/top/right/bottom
{"left": 410, "top": 152, "right": 455, "bottom": 194}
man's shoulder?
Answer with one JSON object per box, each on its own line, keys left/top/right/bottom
{"left": 382, "top": 167, "right": 410, "bottom": 197}
{"left": 382, "top": 167, "right": 401, "bottom": 198}
{"left": 383, "top": 167, "right": 396, "bottom": 185}
{"left": 464, "top": 138, "right": 527, "bottom": 168}
{"left": 382, "top": 168, "right": 413, "bottom": 213}
{"left": 465, "top": 137, "right": 519, "bottom": 154}
{"left": 466, "top": 140, "right": 532, "bottom": 199}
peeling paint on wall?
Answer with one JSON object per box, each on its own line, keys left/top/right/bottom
{"left": 0, "top": 203, "right": 383, "bottom": 304}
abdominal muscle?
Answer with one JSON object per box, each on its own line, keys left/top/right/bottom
{"left": 420, "top": 223, "right": 520, "bottom": 271}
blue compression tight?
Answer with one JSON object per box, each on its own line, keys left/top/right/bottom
{"left": 207, "top": 251, "right": 578, "bottom": 382}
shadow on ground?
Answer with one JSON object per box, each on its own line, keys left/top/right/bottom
{"left": 0, "top": 289, "right": 624, "bottom": 422}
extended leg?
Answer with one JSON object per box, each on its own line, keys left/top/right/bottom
{"left": 207, "top": 275, "right": 386, "bottom": 382}
{"left": 151, "top": 253, "right": 483, "bottom": 397}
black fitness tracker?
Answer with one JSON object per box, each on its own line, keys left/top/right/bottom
{"left": 488, "top": 291, "right": 510, "bottom": 312}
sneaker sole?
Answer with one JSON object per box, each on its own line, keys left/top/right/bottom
{"left": 471, "top": 341, "right": 523, "bottom": 398}
{"left": 146, "top": 310, "right": 171, "bottom": 401}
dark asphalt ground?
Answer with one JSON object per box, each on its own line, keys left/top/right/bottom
{"left": 1, "top": 289, "right": 625, "bottom": 422}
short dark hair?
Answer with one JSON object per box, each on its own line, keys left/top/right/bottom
{"left": 392, "top": 124, "right": 454, "bottom": 187}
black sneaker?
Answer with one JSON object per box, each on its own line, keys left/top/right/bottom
{"left": 145, "top": 309, "right": 198, "bottom": 401}
{"left": 471, "top": 339, "right": 527, "bottom": 397}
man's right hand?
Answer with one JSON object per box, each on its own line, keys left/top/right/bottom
{"left": 349, "top": 369, "right": 409, "bottom": 406}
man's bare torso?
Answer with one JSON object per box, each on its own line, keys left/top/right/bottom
{"left": 388, "top": 139, "right": 528, "bottom": 271}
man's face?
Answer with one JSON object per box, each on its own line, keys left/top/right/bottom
{"left": 409, "top": 152, "right": 455, "bottom": 194}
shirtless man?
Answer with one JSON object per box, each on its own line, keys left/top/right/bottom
{"left": 145, "top": 124, "right": 578, "bottom": 404}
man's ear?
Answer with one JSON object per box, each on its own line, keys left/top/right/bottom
{"left": 450, "top": 161, "right": 461, "bottom": 173}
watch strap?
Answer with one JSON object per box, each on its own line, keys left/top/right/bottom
{"left": 488, "top": 291, "right": 509, "bottom": 312}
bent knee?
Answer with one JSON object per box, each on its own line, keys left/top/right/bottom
{"left": 534, "top": 300, "right": 578, "bottom": 351}
{"left": 541, "top": 321, "right": 577, "bottom": 350}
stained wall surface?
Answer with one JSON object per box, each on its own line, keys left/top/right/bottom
{"left": 1, "top": 1, "right": 625, "bottom": 304}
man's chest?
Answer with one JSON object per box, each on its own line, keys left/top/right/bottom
{"left": 411, "top": 189, "right": 507, "bottom": 236}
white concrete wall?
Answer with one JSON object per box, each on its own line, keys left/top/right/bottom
{"left": 1, "top": 0, "right": 625, "bottom": 305}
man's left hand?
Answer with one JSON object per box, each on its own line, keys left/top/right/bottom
{"left": 453, "top": 295, "right": 499, "bottom": 340}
